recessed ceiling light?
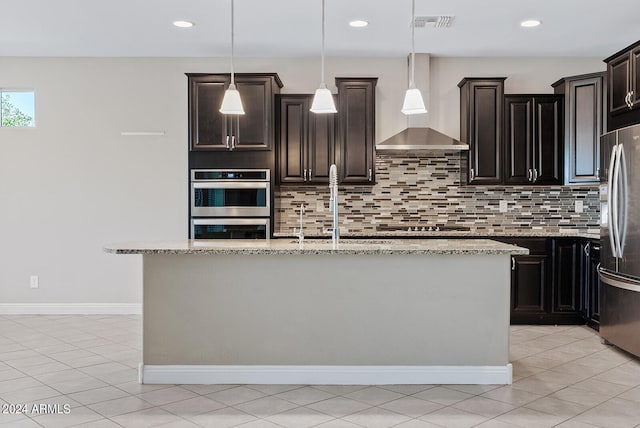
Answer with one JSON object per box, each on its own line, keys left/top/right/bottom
{"left": 520, "top": 19, "right": 541, "bottom": 28}
{"left": 349, "top": 20, "right": 369, "bottom": 28}
{"left": 173, "top": 20, "right": 194, "bottom": 28}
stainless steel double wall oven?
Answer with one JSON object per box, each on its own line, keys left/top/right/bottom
{"left": 190, "top": 169, "right": 271, "bottom": 240}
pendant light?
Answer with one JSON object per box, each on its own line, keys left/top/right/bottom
{"left": 310, "top": 0, "right": 337, "bottom": 114}
{"left": 220, "top": 0, "right": 245, "bottom": 115}
{"left": 401, "top": 0, "right": 427, "bottom": 115}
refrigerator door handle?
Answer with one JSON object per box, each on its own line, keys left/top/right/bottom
{"left": 599, "top": 267, "right": 640, "bottom": 292}
{"left": 607, "top": 144, "right": 619, "bottom": 258}
{"left": 618, "top": 144, "right": 628, "bottom": 258}
{"left": 613, "top": 144, "right": 623, "bottom": 259}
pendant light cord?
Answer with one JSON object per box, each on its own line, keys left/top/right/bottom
{"left": 410, "top": 0, "right": 415, "bottom": 88}
{"left": 321, "top": 0, "right": 326, "bottom": 86}
{"left": 230, "top": 0, "right": 235, "bottom": 85}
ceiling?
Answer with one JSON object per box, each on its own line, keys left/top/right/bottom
{"left": 2, "top": 0, "right": 639, "bottom": 57}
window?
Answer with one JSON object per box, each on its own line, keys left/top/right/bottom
{"left": 1, "top": 90, "right": 35, "bottom": 127}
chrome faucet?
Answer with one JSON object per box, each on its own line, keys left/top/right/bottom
{"left": 298, "top": 204, "right": 305, "bottom": 247}
{"left": 328, "top": 164, "right": 339, "bottom": 249}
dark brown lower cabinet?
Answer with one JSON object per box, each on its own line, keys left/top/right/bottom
{"left": 583, "top": 240, "right": 601, "bottom": 329}
{"left": 499, "top": 237, "right": 597, "bottom": 325}
{"left": 511, "top": 255, "right": 547, "bottom": 322}
{"left": 506, "top": 238, "right": 550, "bottom": 324}
{"left": 550, "top": 239, "right": 583, "bottom": 323}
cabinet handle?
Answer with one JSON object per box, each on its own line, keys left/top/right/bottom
{"left": 596, "top": 168, "right": 601, "bottom": 179}
{"left": 584, "top": 242, "right": 591, "bottom": 257}
{"left": 512, "top": 257, "right": 515, "bottom": 271}
{"left": 528, "top": 169, "right": 533, "bottom": 182}
{"left": 630, "top": 91, "right": 635, "bottom": 108}
{"left": 303, "top": 169, "right": 307, "bottom": 181}
{"left": 533, "top": 168, "right": 538, "bottom": 183}
{"left": 308, "top": 169, "right": 312, "bottom": 180}
{"left": 231, "top": 136, "right": 236, "bottom": 150}
{"left": 368, "top": 168, "right": 372, "bottom": 182}
{"left": 470, "top": 168, "right": 475, "bottom": 181}
{"left": 225, "top": 135, "right": 230, "bottom": 149}
{"left": 626, "top": 92, "right": 632, "bottom": 108}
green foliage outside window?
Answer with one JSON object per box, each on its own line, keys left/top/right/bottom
{"left": 1, "top": 92, "right": 35, "bottom": 127}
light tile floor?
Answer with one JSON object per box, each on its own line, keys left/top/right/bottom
{"left": 1, "top": 315, "right": 639, "bottom": 428}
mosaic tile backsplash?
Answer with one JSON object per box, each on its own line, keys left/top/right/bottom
{"left": 275, "top": 152, "right": 601, "bottom": 235}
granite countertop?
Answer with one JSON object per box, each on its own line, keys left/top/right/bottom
{"left": 273, "top": 230, "right": 601, "bottom": 240}
{"left": 104, "top": 238, "right": 529, "bottom": 256}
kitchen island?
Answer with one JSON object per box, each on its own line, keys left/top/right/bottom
{"left": 105, "top": 239, "right": 527, "bottom": 385}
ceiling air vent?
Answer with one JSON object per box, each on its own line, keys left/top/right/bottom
{"left": 413, "top": 16, "right": 455, "bottom": 28}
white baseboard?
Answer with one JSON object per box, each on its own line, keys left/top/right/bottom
{"left": 142, "top": 364, "right": 512, "bottom": 385}
{"left": 0, "top": 303, "right": 142, "bottom": 315}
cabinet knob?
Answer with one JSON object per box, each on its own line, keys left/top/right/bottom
{"left": 368, "top": 168, "right": 372, "bottom": 182}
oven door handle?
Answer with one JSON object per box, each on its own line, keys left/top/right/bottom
{"left": 192, "top": 182, "right": 270, "bottom": 189}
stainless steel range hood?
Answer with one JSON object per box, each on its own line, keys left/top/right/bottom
{"left": 377, "top": 53, "right": 468, "bottom": 151}
{"left": 377, "top": 127, "right": 468, "bottom": 151}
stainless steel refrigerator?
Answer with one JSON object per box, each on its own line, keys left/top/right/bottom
{"left": 600, "top": 123, "right": 640, "bottom": 358}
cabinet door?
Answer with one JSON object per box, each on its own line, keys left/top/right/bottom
{"left": 608, "top": 53, "right": 631, "bottom": 115}
{"left": 459, "top": 79, "right": 504, "bottom": 184}
{"left": 631, "top": 46, "right": 640, "bottom": 108}
{"left": 278, "top": 96, "right": 308, "bottom": 184}
{"left": 551, "top": 239, "right": 581, "bottom": 315}
{"left": 504, "top": 96, "right": 533, "bottom": 184}
{"left": 533, "top": 96, "right": 563, "bottom": 185}
{"left": 308, "top": 109, "right": 335, "bottom": 184}
{"left": 234, "top": 77, "right": 273, "bottom": 150}
{"left": 189, "top": 76, "right": 230, "bottom": 150}
{"left": 511, "top": 255, "right": 547, "bottom": 323}
{"left": 336, "top": 78, "right": 377, "bottom": 184}
{"left": 589, "top": 243, "right": 601, "bottom": 325}
{"left": 565, "top": 75, "right": 604, "bottom": 184}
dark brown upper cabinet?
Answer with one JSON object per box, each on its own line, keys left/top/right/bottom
{"left": 552, "top": 72, "right": 606, "bottom": 185}
{"left": 459, "top": 78, "right": 506, "bottom": 185}
{"left": 504, "top": 95, "right": 563, "bottom": 185}
{"left": 532, "top": 96, "right": 564, "bottom": 185}
{"left": 335, "top": 77, "right": 377, "bottom": 184}
{"left": 604, "top": 40, "right": 640, "bottom": 131}
{"left": 277, "top": 95, "right": 335, "bottom": 184}
{"left": 187, "top": 73, "right": 282, "bottom": 151}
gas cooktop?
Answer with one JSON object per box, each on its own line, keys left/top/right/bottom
{"left": 376, "top": 225, "right": 471, "bottom": 233}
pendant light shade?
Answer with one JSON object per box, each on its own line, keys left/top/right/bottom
{"left": 402, "top": 0, "right": 427, "bottom": 115}
{"left": 220, "top": 0, "right": 245, "bottom": 115}
{"left": 220, "top": 83, "right": 245, "bottom": 114}
{"left": 311, "top": 85, "right": 337, "bottom": 114}
{"left": 310, "top": 0, "right": 337, "bottom": 114}
{"left": 402, "top": 88, "right": 427, "bottom": 115}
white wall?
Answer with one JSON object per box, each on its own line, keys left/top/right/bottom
{"left": 0, "top": 55, "right": 605, "bottom": 309}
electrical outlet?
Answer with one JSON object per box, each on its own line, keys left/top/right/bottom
{"left": 575, "top": 200, "right": 584, "bottom": 213}
{"left": 30, "top": 275, "right": 39, "bottom": 289}
{"left": 499, "top": 200, "right": 508, "bottom": 213}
